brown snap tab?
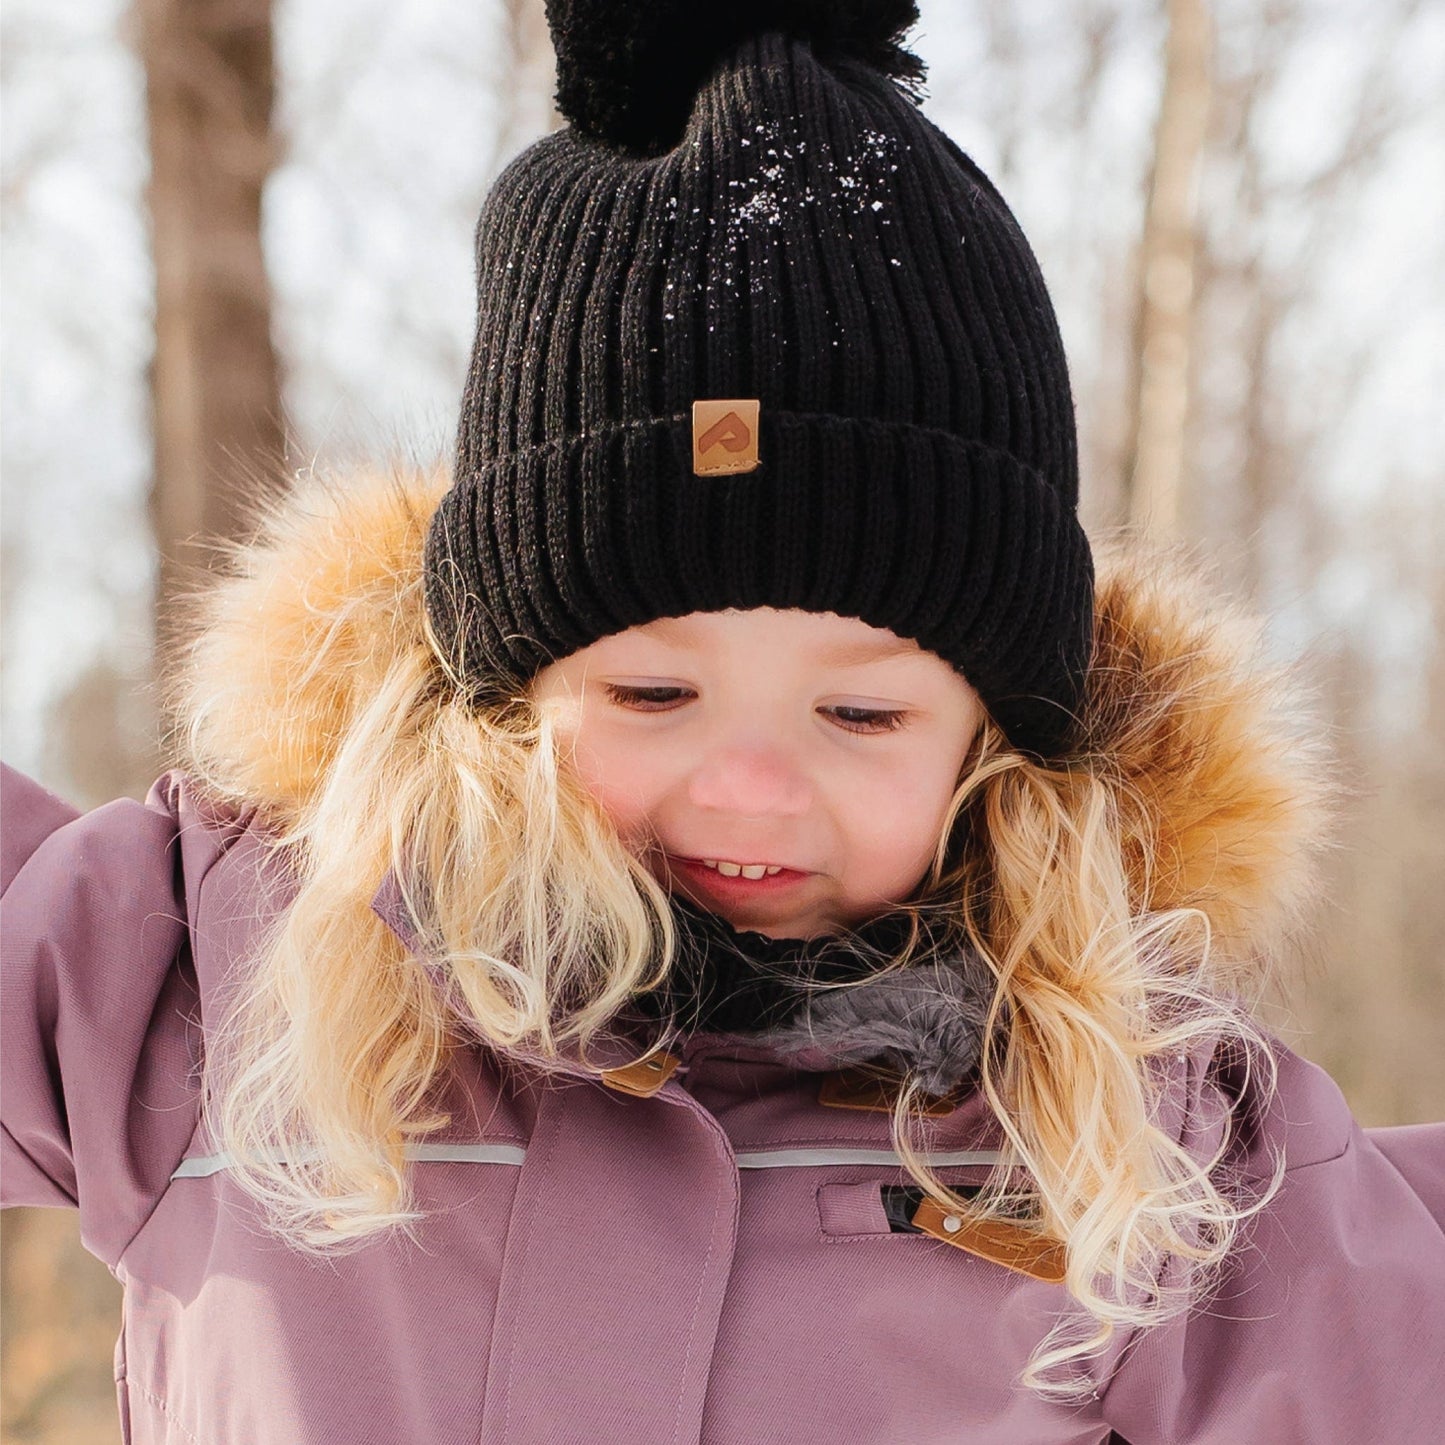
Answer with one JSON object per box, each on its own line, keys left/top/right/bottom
{"left": 911, "top": 1196, "right": 1068, "bottom": 1283}
{"left": 600, "top": 1051, "right": 682, "bottom": 1098}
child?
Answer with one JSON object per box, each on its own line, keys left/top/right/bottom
{"left": 4, "top": 3, "right": 1443, "bottom": 1441}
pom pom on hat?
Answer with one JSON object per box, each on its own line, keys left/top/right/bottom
{"left": 545, "top": 0, "right": 925, "bottom": 154}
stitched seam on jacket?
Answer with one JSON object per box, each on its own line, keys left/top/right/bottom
{"left": 668, "top": 1106, "right": 735, "bottom": 1445}
{"left": 129, "top": 1380, "right": 202, "bottom": 1445}
{"left": 724, "top": 1134, "right": 994, "bottom": 1151}
{"left": 499, "top": 1091, "right": 562, "bottom": 1441}
{"left": 820, "top": 1231, "right": 946, "bottom": 1245}
{"left": 113, "top": 829, "right": 234, "bottom": 1276}
{"left": 1279, "top": 1129, "right": 1352, "bottom": 1175}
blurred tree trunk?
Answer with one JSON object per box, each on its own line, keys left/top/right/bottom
{"left": 139, "top": 0, "right": 285, "bottom": 637}
{"left": 1122, "top": 0, "right": 1212, "bottom": 539}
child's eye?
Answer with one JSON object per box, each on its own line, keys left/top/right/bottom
{"left": 824, "top": 706, "right": 909, "bottom": 734}
{"left": 602, "top": 683, "right": 693, "bottom": 711}
{"left": 600, "top": 686, "right": 906, "bottom": 733}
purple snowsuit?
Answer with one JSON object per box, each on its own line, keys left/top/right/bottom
{"left": 4, "top": 470, "right": 1444, "bottom": 1443}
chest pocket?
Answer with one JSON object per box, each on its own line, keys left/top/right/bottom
{"left": 880, "top": 1183, "right": 931, "bottom": 1231}
{"left": 818, "top": 1179, "right": 1067, "bottom": 1283}
{"left": 818, "top": 1179, "right": 983, "bottom": 1236}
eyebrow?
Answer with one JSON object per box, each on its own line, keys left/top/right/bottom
{"left": 637, "top": 617, "right": 921, "bottom": 668}
{"left": 812, "top": 636, "right": 923, "bottom": 667}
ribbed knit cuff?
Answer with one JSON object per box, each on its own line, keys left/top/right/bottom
{"left": 424, "top": 410, "right": 1093, "bottom": 757}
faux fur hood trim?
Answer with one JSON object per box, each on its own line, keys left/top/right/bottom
{"left": 167, "top": 463, "right": 1338, "bottom": 974}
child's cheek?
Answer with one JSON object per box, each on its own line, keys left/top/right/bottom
{"left": 563, "top": 733, "right": 661, "bottom": 847}
{"left": 849, "top": 767, "right": 954, "bottom": 889}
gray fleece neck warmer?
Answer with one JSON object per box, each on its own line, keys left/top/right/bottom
{"left": 630, "top": 895, "right": 999, "bottom": 1099}
{"left": 372, "top": 868, "right": 998, "bottom": 1099}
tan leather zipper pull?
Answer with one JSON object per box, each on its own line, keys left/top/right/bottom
{"left": 600, "top": 1051, "right": 682, "bottom": 1098}
{"left": 911, "top": 1197, "right": 1068, "bottom": 1284}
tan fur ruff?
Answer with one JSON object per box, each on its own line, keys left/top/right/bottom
{"left": 164, "top": 464, "right": 1338, "bottom": 966}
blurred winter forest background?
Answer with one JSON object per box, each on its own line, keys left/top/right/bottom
{"left": 2, "top": 0, "right": 1442, "bottom": 1438}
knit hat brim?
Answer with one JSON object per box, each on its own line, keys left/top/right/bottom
{"left": 424, "top": 409, "right": 1093, "bottom": 756}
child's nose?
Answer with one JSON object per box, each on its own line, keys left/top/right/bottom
{"left": 687, "top": 745, "right": 812, "bottom": 819}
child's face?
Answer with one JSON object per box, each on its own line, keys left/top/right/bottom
{"left": 530, "top": 608, "right": 984, "bottom": 939}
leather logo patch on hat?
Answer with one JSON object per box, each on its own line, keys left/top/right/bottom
{"left": 692, "top": 399, "right": 760, "bottom": 476}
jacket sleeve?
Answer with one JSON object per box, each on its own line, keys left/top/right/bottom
{"left": 1099, "top": 1040, "right": 1445, "bottom": 1444}
{"left": 1, "top": 762, "right": 231, "bottom": 1268}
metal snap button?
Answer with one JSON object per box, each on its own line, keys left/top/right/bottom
{"left": 942, "top": 1215, "right": 963, "bottom": 1233}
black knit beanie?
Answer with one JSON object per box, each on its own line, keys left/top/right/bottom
{"left": 424, "top": 0, "right": 1095, "bottom": 758}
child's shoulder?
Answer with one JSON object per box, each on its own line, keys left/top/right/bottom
{"left": 1169, "top": 1022, "right": 1444, "bottom": 1199}
{"left": 0, "top": 760, "right": 288, "bottom": 1259}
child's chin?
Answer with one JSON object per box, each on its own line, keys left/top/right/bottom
{"left": 685, "top": 893, "right": 837, "bottom": 944}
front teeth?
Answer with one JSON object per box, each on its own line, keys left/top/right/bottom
{"left": 700, "top": 860, "right": 783, "bottom": 879}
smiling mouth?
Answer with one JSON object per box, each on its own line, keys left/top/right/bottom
{"left": 667, "top": 854, "right": 811, "bottom": 888}
{"left": 692, "top": 858, "right": 784, "bottom": 879}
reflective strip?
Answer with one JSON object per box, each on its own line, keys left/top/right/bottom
{"left": 398, "top": 1142, "right": 527, "bottom": 1166}
{"left": 171, "top": 1142, "right": 1001, "bottom": 1179}
{"left": 170, "top": 1142, "right": 527, "bottom": 1179}
{"left": 735, "top": 1147, "right": 1004, "bottom": 1170}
